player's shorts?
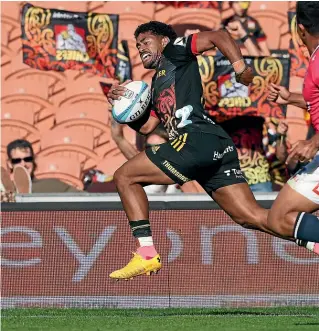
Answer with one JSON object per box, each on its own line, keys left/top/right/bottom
{"left": 145, "top": 131, "right": 247, "bottom": 195}
{"left": 287, "top": 153, "right": 319, "bottom": 205}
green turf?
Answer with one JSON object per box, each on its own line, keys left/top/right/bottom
{"left": 2, "top": 307, "right": 319, "bottom": 331}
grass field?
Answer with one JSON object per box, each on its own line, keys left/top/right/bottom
{"left": 2, "top": 307, "right": 319, "bottom": 331}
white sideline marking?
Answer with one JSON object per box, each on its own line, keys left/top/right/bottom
{"left": 15, "top": 192, "right": 278, "bottom": 203}
{"left": 2, "top": 294, "right": 319, "bottom": 309}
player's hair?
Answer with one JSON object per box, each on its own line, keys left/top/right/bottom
{"left": 296, "top": 1, "right": 319, "bottom": 35}
{"left": 134, "top": 21, "right": 177, "bottom": 40}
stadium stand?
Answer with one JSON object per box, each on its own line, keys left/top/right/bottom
{"left": 39, "top": 127, "right": 99, "bottom": 172}
{"left": 0, "top": 0, "right": 308, "bottom": 189}
{"left": 35, "top": 155, "right": 83, "bottom": 189}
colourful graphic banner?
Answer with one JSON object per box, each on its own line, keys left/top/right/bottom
{"left": 198, "top": 54, "right": 290, "bottom": 188}
{"left": 115, "top": 40, "right": 133, "bottom": 83}
{"left": 21, "top": 3, "right": 119, "bottom": 77}
{"left": 99, "top": 40, "right": 132, "bottom": 99}
{"left": 199, "top": 54, "right": 290, "bottom": 123}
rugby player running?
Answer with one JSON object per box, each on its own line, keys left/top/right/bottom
{"left": 267, "top": 1, "right": 319, "bottom": 253}
{"left": 107, "top": 20, "right": 318, "bottom": 280}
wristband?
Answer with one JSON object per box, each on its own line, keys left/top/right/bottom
{"left": 232, "top": 59, "right": 246, "bottom": 74}
{"left": 240, "top": 34, "right": 249, "bottom": 43}
{"left": 235, "top": 66, "right": 248, "bottom": 83}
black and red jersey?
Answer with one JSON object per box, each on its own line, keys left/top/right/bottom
{"left": 150, "top": 34, "right": 228, "bottom": 140}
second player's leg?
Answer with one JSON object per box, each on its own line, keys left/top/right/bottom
{"left": 113, "top": 151, "right": 175, "bottom": 221}
{"left": 267, "top": 184, "right": 319, "bottom": 240}
{"left": 210, "top": 182, "right": 292, "bottom": 240}
{"left": 267, "top": 157, "right": 319, "bottom": 245}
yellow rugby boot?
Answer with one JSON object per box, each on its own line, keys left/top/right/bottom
{"left": 109, "top": 253, "right": 161, "bottom": 280}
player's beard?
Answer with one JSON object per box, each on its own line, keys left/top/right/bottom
{"left": 143, "top": 51, "right": 162, "bottom": 69}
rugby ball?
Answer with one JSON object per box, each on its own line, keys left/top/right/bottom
{"left": 112, "top": 81, "right": 151, "bottom": 123}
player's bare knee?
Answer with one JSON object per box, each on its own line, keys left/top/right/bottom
{"left": 267, "top": 210, "right": 278, "bottom": 229}
{"left": 113, "top": 168, "right": 130, "bottom": 190}
{"left": 267, "top": 209, "right": 293, "bottom": 236}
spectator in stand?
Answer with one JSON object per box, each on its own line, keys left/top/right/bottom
{"left": 1, "top": 139, "right": 79, "bottom": 194}
{"left": 262, "top": 118, "right": 289, "bottom": 191}
{"left": 275, "top": 120, "right": 315, "bottom": 176}
{"left": 221, "top": 1, "right": 270, "bottom": 56}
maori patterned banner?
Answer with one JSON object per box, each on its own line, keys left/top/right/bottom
{"left": 99, "top": 41, "right": 132, "bottom": 99}
{"left": 288, "top": 12, "right": 308, "bottom": 78}
{"left": 199, "top": 54, "right": 290, "bottom": 123}
{"left": 21, "top": 3, "right": 119, "bottom": 77}
{"left": 115, "top": 40, "right": 133, "bottom": 84}
{"left": 198, "top": 54, "right": 290, "bottom": 188}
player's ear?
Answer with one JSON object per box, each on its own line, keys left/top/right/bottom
{"left": 161, "top": 37, "right": 170, "bottom": 48}
{"left": 297, "top": 23, "right": 306, "bottom": 38}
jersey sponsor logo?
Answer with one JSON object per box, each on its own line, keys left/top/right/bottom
{"left": 173, "top": 37, "right": 188, "bottom": 47}
{"left": 162, "top": 160, "right": 190, "bottom": 183}
{"left": 213, "top": 145, "right": 234, "bottom": 160}
{"left": 224, "top": 168, "right": 245, "bottom": 179}
{"left": 157, "top": 70, "right": 166, "bottom": 78}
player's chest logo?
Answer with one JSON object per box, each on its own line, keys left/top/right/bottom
{"left": 155, "top": 68, "right": 172, "bottom": 87}
{"left": 155, "top": 59, "right": 175, "bottom": 87}
{"left": 157, "top": 70, "right": 166, "bottom": 79}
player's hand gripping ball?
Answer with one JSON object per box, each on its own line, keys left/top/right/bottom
{"left": 111, "top": 81, "right": 151, "bottom": 124}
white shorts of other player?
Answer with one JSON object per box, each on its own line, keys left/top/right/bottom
{"left": 288, "top": 152, "right": 319, "bottom": 205}
{"left": 144, "top": 184, "right": 181, "bottom": 194}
